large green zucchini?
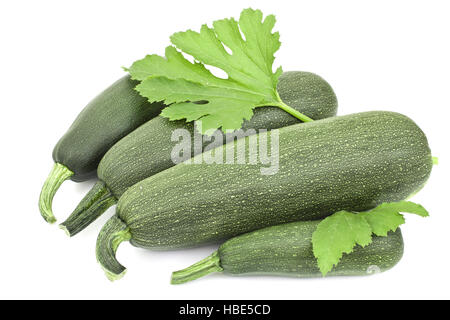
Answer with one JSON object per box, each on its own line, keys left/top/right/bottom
{"left": 39, "top": 75, "right": 164, "bottom": 223}
{"left": 171, "top": 221, "right": 404, "bottom": 284}
{"left": 96, "top": 111, "right": 432, "bottom": 280}
{"left": 61, "top": 71, "right": 338, "bottom": 236}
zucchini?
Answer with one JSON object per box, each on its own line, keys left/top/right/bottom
{"left": 39, "top": 75, "right": 164, "bottom": 223}
{"left": 171, "top": 221, "right": 404, "bottom": 284}
{"left": 96, "top": 111, "right": 432, "bottom": 280}
{"left": 61, "top": 71, "right": 338, "bottom": 236}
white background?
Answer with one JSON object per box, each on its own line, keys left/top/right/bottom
{"left": 0, "top": 0, "right": 449, "bottom": 300}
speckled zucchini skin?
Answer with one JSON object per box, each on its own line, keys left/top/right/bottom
{"left": 98, "top": 71, "right": 338, "bottom": 197}
{"left": 52, "top": 75, "right": 163, "bottom": 181}
{"left": 118, "top": 111, "right": 432, "bottom": 249}
{"left": 63, "top": 71, "right": 337, "bottom": 235}
{"left": 219, "top": 221, "right": 404, "bottom": 277}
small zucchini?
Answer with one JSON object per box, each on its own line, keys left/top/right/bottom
{"left": 61, "top": 71, "right": 338, "bottom": 236}
{"left": 95, "top": 111, "right": 432, "bottom": 280}
{"left": 171, "top": 221, "right": 404, "bottom": 284}
{"left": 39, "top": 76, "right": 164, "bottom": 223}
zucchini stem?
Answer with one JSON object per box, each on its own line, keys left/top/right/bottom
{"left": 39, "top": 163, "right": 73, "bottom": 223}
{"left": 171, "top": 251, "right": 223, "bottom": 285}
{"left": 60, "top": 180, "right": 117, "bottom": 237}
{"left": 272, "top": 92, "right": 314, "bottom": 123}
{"left": 96, "top": 215, "right": 131, "bottom": 281}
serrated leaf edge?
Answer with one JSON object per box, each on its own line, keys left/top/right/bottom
{"left": 312, "top": 201, "right": 429, "bottom": 277}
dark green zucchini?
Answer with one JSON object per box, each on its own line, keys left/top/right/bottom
{"left": 96, "top": 111, "right": 432, "bottom": 280}
{"left": 171, "top": 221, "right": 404, "bottom": 284}
{"left": 61, "top": 71, "right": 338, "bottom": 236}
{"left": 39, "top": 75, "right": 164, "bottom": 223}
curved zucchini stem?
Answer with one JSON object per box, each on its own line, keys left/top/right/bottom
{"left": 39, "top": 163, "right": 74, "bottom": 223}
{"left": 171, "top": 251, "right": 223, "bottom": 285}
{"left": 60, "top": 180, "right": 117, "bottom": 237}
{"left": 273, "top": 92, "right": 314, "bottom": 123}
{"left": 96, "top": 215, "right": 131, "bottom": 281}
